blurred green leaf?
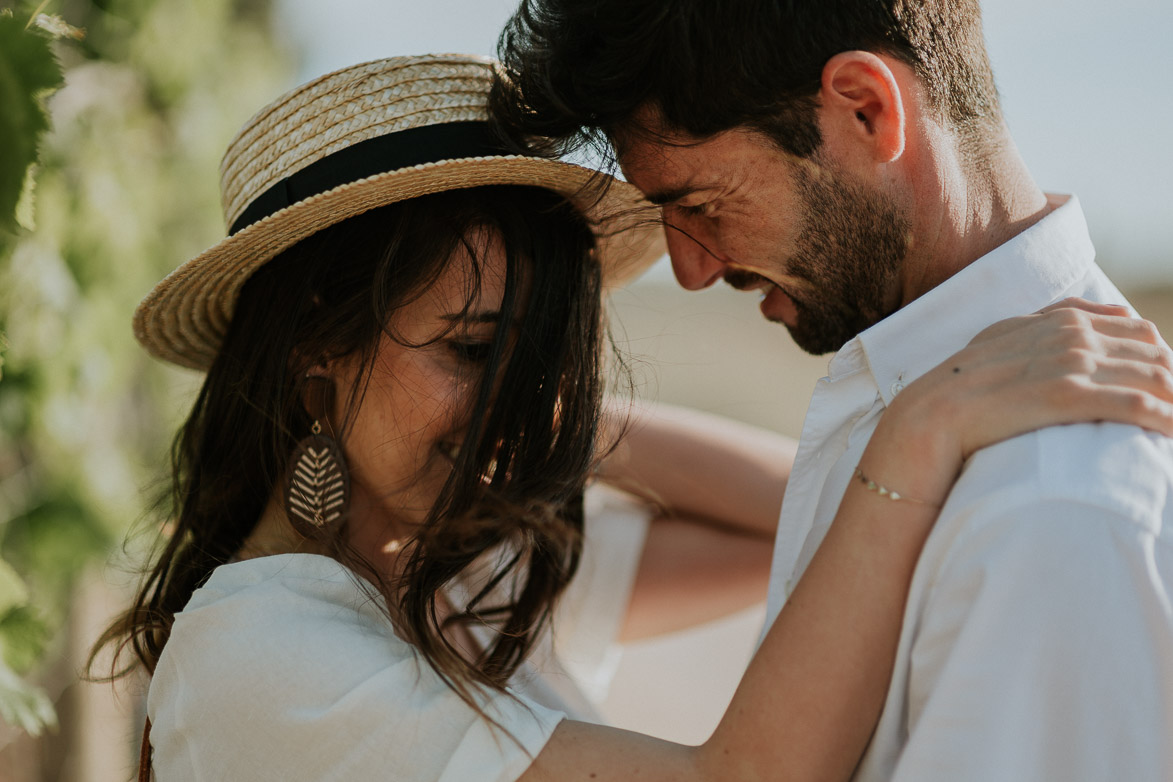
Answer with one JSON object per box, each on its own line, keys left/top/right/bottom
{"left": 0, "top": 659, "right": 55, "bottom": 736}
{"left": 0, "top": 558, "right": 30, "bottom": 616}
{"left": 0, "top": 605, "right": 48, "bottom": 673}
{"left": 3, "top": 494, "right": 112, "bottom": 600}
{"left": 31, "top": 13, "right": 85, "bottom": 41}
{"left": 0, "top": 13, "right": 64, "bottom": 233}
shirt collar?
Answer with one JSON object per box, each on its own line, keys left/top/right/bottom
{"left": 828, "top": 195, "right": 1096, "bottom": 405}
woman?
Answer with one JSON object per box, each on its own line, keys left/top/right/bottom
{"left": 96, "top": 55, "right": 1173, "bottom": 781}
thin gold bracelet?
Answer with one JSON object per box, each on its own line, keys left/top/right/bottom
{"left": 853, "top": 465, "right": 939, "bottom": 507}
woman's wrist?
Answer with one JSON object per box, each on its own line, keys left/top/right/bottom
{"left": 861, "top": 384, "right": 965, "bottom": 510}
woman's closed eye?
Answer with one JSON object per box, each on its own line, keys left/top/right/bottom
{"left": 446, "top": 339, "right": 494, "bottom": 364}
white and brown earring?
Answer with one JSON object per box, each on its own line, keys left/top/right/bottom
{"left": 284, "top": 377, "right": 350, "bottom": 536}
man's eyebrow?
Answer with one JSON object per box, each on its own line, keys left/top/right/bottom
{"left": 644, "top": 186, "right": 699, "bottom": 206}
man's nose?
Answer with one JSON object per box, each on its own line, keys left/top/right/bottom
{"left": 664, "top": 224, "right": 726, "bottom": 290}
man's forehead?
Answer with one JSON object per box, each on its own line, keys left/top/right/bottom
{"left": 612, "top": 108, "right": 710, "bottom": 200}
{"left": 617, "top": 119, "right": 809, "bottom": 204}
{"left": 617, "top": 150, "right": 701, "bottom": 205}
{"left": 612, "top": 104, "right": 694, "bottom": 161}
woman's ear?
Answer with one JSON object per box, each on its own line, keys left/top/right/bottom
{"left": 818, "top": 51, "right": 906, "bottom": 163}
{"left": 299, "top": 367, "right": 339, "bottom": 434}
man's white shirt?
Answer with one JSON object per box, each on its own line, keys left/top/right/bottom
{"left": 764, "top": 196, "right": 1173, "bottom": 781}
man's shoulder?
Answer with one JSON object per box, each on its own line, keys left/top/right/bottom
{"left": 923, "top": 424, "right": 1173, "bottom": 569}
{"left": 897, "top": 425, "right": 1173, "bottom": 651}
{"left": 960, "top": 423, "right": 1171, "bottom": 521}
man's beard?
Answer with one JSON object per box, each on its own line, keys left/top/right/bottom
{"left": 741, "top": 159, "right": 911, "bottom": 355}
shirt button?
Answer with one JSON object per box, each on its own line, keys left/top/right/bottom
{"left": 890, "top": 379, "right": 905, "bottom": 396}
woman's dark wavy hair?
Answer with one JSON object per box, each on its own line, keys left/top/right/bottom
{"left": 491, "top": 0, "right": 1003, "bottom": 164}
{"left": 91, "top": 185, "right": 603, "bottom": 710}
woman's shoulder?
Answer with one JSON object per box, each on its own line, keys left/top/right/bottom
{"left": 175, "top": 554, "right": 394, "bottom": 648}
{"left": 157, "top": 554, "right": 409, "bottom": 692}
{"left": 146, "top": 553, "right": 564, "bottom": 781}
{"left": 181, "top": 553, "right": 388, "bottom": 623}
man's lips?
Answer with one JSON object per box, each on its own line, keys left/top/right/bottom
{"left": 723, "top": 268, "right": 771, "bottom": 292}
{"left": 724, "top": 270, "right": 800, "bottom": 327}
{"left": 760, "top": 285, "right": 799, "bottom": 327}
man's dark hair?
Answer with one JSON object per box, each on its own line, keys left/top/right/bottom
{"left": 493, "top": 0, "right": 1002, "bottom": 163}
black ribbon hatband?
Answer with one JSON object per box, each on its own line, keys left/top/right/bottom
{"left": 229, "top": 121, "right": 512, "bottom": 235}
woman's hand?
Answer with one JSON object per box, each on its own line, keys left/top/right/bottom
{"left": 867, "top": 298, "right": 1173, "bottom": 508}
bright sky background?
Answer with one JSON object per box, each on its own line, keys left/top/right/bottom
{"left": 276, "top": 0, "right": 1173, "bottom": 286}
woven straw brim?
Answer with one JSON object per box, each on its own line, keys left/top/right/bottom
{"left": 133, "top": 157, "right": 663, "bottom": 370}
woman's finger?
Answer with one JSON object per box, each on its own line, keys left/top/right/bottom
{"left": 1057, "top": 382, "right": 1173, "bottom": 439}
{"left": 1090, "top": 336, "right": 1173, "bottom": 373}
{"left": 1028, "top": 306, "right": 1163, "bottom": 347}
{"left": 1035, "top": 297, "right": 1132, "bottom": 318}
{"left": 992, "top": 357, "right": 1173, "bottom": 435}
{"left": 950, "top": 373, "right": 1173, "bottom": 455}
{"left": 971, "top": 310, "right": 1169, "bottom": 362}
{"left": 1072, "top": 313, "right": 1166, "bottom": 347}
{"left": 1083, "top": 357, "right": 1173, "bottom": 404}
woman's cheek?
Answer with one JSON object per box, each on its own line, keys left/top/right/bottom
{"left": 422, "top": 356, "right": 479, "bottom": 422}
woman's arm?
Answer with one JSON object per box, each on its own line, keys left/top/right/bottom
{"left": 597, "top": 403, "right": 797, "bottom": 538}
{"left": 594, "top": 404, "right": 796, "bottom": 639}
{"left": 521, "top": 299, "right": 1173, "bottom": 782}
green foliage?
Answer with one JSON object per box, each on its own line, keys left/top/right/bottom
{"left": 0, "top": 4, "right": 67, "bottom": 738}
{"left": 0, "top": 0, "right": 291, "bottom": 739}
{"left": 0, "top": 558, "right": 29, "bottom": 617}
{"left": 0, "top": 12, "right": 64, "bottom": 234}
{"left": 0, "top": 606, "right": 49, "bottom": 674}
{"left": 0, "top": 661, "right": 56, "bottom": 736}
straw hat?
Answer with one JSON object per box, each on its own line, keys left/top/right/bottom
{"left": 133, "top": 54, "right": 664, "bottom": 370}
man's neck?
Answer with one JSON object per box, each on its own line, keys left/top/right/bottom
{"left": 899, "top": 128, "right": 1054, "bottom": 306}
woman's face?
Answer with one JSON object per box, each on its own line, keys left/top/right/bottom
{"left": 332, "top": 230, "right": 512, "bottom": 540}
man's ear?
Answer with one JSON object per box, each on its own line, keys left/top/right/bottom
{"left": 819, "top": 51, "right": 906, "bottom": 163}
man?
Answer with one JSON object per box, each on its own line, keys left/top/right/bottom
{"left": 493, "top": 1, "right": 1173, "bottom": 779}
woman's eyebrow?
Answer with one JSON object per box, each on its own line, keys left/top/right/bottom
{"left": 440, "top": 310, "right": 502, "bottom": 324}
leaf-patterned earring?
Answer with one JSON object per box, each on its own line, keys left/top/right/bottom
{"left": 284, "top": 418, "right": 350, "bottom": 536}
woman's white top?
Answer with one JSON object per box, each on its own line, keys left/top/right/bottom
{"left": 147, "top": 484, "right": 650, "bottom": 782}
